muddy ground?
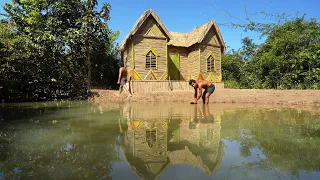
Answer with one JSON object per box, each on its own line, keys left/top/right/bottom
{"left": 90, "top": 89, "right": 320, "bottom": 110}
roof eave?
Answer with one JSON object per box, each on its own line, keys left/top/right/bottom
{"left": 197, "top": 20, "right": 226, "bottom": 54}
{"left": 118, "top": 9, "right": 172, "bottom": 52}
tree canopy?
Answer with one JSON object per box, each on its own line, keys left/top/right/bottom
{"left": 0, "top": 0, "right": 120, "bottom": 102}
{"left": 222, "top": 16, "right": 320, "bottom": 89}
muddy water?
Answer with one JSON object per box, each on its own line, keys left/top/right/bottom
{"left": 1, "top": 101, "right": 320, "bottom": 179}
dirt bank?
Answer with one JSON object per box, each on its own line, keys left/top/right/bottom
{"left": 90, "top": 88, "right": 320, "bottom": 108}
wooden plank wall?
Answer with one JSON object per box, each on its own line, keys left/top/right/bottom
{"left": 129, "top": 81, "right": 224, "bottom": 93}
{"left": 187, "top": 45, "right": 200, "bottom": 79}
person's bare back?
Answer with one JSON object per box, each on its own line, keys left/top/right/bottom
{"left": 189, "top": 79, "right": 215, "bottom": 104}
{"left": 117, "top": 64, "right": 132, "bottom": 98}
{"left": 119, "top": 67, "right": 127, "bottom": 80}
{"left": 196, "top": 80, "right": 213, "bottom": 90}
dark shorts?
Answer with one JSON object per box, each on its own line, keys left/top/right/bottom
{"left": 120, "top": 77, "right": 127, "bottom": 86}
{"left": 203, "top": 84, "right": 215, "bottom": 95}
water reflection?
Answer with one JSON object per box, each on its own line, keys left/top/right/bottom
{"left": 1, "top": 102, "right": 320, "bottom": 179}
{"left": 118, "top": 103, "right": 224, "bottom": 179}
{"left": 114, "top": 103, "right": 320, "bottom": 179}
{"left": 0, "top": 101, "right": 120, "bottom": 179}
{"left": 219, "top": 108, "right": 320, "bottom": 179}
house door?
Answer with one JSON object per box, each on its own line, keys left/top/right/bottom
{"left": 168, "top": 54, "right": 180, "bottom": 80}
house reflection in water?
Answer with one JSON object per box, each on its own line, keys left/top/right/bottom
{"left": 118, "top": 103, "right": 224, "bottom": 179}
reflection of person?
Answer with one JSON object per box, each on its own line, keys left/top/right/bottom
{"left": 118, "top": 103, "right": 140, "bottom": 145}
{"left": 117, "top": 63, "right": 132, "bottom": 98}
{"left": 91, "top": 103, "right": 103, "bottom": 114}
{"left": 200, "top": 104, "right": 215, "bottom": 123}
{"left": 189, "top": 104, "right": 200, "bottom": 129}
{"left": 118, "top": 117, "right": 128, "bottom": 147}
{"left": 189, "top": 79, "right": 215, "bottom": 104}
{"left": 121, "top": 103, "right": 132, "bottom": 119}
{"left": 119, "top": 103, "right": 138, "bottom": 130}
{"left": 190, "top": 104, "right": 215, "bottom": 129}
{"left": 118, "top": 117, "right": 128, "bottom": 134}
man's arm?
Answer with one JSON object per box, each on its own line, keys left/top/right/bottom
{"left": 196, "top": 86, "right": 203, "bottom": 100}
{"left": 118, "top": 68, "right": 122, "bottom": 83}
{"left": 191, "top": 86, "right": 202, "bottom": 104}
{"left": 191, "top": 88, "right": 198, "bottom": 104}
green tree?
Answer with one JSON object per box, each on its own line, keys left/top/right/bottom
{"left": 250, "top": 16, "right": 320, "bottom": 89}
{"left": 0, "top": 0, "right": 120, "bottom": 102}
{"left": 240, "top": 37, "right": 258, "bottom": 61}
{"left": 221, "top": 49, "right": 244, "bottom": 88}
{"left": 221, "top": 16, "right": 320, "bottom": 89}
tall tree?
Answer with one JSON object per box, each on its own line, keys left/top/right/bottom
{"left": 250, "top": 17, "right": 320, "bottom": 89}
{"left": 77, "top": 0, "right": 112, "bottom": 89}
{"left": 240, "top": 37, "right": 257, "bottom": 61}
{"left": 0, "top": 0, "right": 119, "bottom": 102}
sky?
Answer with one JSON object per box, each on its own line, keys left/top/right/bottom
{"left": 1, "top": 0, "right": 319, "bottom": 51}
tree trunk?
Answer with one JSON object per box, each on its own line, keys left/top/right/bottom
{"left": 85, "top": 30, "right": 92, "bottom": 90}
{"left": 87, "top": 52, "right": 91, "bottom": 90}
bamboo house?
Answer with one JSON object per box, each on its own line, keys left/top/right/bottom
{"left": 119, "top": 9, "right": 226, "bottom": 92}
{"left": 118, "top": 103, "right": 224, "bottom": 179}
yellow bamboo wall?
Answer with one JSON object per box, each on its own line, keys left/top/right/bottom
{"left": 122, "top": 18, "right": 225, "bottom": 83}
{"left": 199, "top": 28, "right": 222, "bottom": 82}
{"left": 132, "top": 36, "right": 167, "bottom": 79}
{"left": 187, "top": 44, "right": 200, "bottom": 80}
{"left": 128, "top": 16, "right": 168, "bottom": 80}
{"left": 118, "top": 100, "right": 224, "bottom": 178}
{"left": 138, "top": 18, "right": 166, "bottom": 38}
{"left": 202, "top": 28, "right": 220, "bottom": 45}
{"left": 129, "top": 81, "right": 224, "bottom": 93}
{"left": 200, "top": 45, "right": 221, "bottom": 81}
{"left": 128, "top": 103, "right": 224, "bottom": 119}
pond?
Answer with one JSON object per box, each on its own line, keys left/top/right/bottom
{"left": 1, "top": 101, "right": 320, "bottom": 179}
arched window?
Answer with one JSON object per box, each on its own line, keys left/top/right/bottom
{"left": 146, "top": 129, "right": 157, "bottom": 148}
{"left": 207, "top": 55, "right": 215, "bottom": 72}
{"left": 146, "top": 50, "right": 157, "bottom": 69}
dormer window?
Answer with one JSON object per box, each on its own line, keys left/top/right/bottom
{"left": 144, "top": 47, "right": 159, "bottom": 69}
{"left": 146, "top": 51, "right": 157, "bottom": 69}
{"left": 207, "top": 55, "right": 215, "bottom": 72}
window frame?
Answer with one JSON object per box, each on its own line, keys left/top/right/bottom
{"left": 207, "top": 55, "right": 215, "bottom": 72}
{"left": 206, "top": 51, "right": 217, "bottom": 72}
{"left": 144, "top": 47, "right": 159, "bottom": 70}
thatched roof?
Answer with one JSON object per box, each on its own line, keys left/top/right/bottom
{"left": 118, "top": 9, "right": 172, "bottom": 52}
{"left": 168, "top": 146, "right": 212, "bottom": 175}
{"left": 119, "top": 9, "right": 226, "bottom": 53}
{"left": 119, "top": 146, "right": 170, "bottom": 180}
{"left": 168, "top": 20, "right": 226, "bottom": 52}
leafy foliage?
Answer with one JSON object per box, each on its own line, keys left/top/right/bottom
{"left": 0, "top": 101, "right": 120, "bottom": 179}
{"left": 0, "top": 0, "right": 120, "bottom": 102}
{"left": 222, "top": 108, "right": 320, "bottom": 176}
{"left": 222, "top": 16, "right": 320, "bottom": 89}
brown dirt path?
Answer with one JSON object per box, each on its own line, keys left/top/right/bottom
{"left": 90, "top": 88, "right": 320, "bottom": 108}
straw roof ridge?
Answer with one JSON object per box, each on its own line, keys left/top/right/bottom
{"left": 119, "top": 9, "right": 226, "bottom": 53}
{"left": 168, "top": 20, "right": 225, "bottom": 50}
{"left": 119, "top": 9, "right": 172, "bottom": 51}
{"left": 168, "top": 21, "right": 211, "bottom": 47}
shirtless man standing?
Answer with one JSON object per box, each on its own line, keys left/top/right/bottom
{"left": 118, "top": 63, "right": 132, "bottom": 98}
{"left": 189, "top": 79, "right": 215, "bottom": 104}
